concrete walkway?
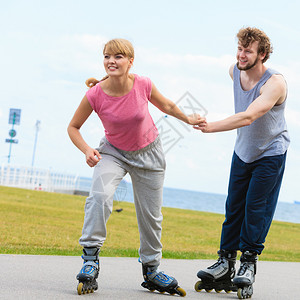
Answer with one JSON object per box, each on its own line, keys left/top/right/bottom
{"left": 0, "top": 254, "right": 299, "bottom": 299}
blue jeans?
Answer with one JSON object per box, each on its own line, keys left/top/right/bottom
{"left": 220, "top": 151, "right": 287, "bottom": 254}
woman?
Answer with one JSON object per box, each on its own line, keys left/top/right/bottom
{"left": 68, "top": 38, "right": 205, "bottom": 296}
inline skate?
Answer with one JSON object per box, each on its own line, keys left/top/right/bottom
{"left": 141, "top": 264, "right": 186, "bottom": 297}
{"left": 195, "top": 250, "right": 238, "bottom": 294}
{"left": 233, "top": 251, "right": 257, "bottom": 299}
{"left": 76, "top": 247, "right": 100, "bottom": 295}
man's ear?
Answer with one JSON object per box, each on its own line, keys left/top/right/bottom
{"left": 259, "top": 52, "right": 266, "bottom": 62}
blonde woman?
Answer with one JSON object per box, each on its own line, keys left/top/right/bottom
{"left": 68, "top": 38, "right": 205, "bottom": 296}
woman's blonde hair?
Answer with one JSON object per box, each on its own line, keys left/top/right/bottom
{"left": 103, "top": 38, "right": 134, "bottom": 59}
{"left": 86, "top": 38, "right": 134, "bottom": 88}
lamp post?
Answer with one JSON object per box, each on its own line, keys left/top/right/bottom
{"left": 31, "top": 120, "right": 41, "bottom": 167}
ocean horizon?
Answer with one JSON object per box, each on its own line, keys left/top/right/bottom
{"left": 77, "top": 177, "right": 300, "bottom": 224}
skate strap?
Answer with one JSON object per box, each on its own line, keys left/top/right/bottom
{"left": 82, "top": 255, "right": 98, "bottom": 261}
{"left": 83, "top": 261, "right": 99, "bottom": 268}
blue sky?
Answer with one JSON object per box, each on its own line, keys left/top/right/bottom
{"left": 1, "top": 0, "right": 299, "bottom": 202}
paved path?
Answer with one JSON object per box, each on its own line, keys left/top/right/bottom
{"left": 0, "top": 255, "right": 299, "bottom": 299}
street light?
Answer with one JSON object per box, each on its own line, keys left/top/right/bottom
{"left": 31, "top": 120, "right": 41, "bottom": 167}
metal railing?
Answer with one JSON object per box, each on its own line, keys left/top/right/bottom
{"left": 0, "top": 164, "right": 80, "bottom": 193}
{"left": 0, "top": 165, "right": 129, "bottom": 200}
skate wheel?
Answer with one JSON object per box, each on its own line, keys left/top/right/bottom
{"left": 215, "top": 289, "right": 222, "bottom": 293}
{"left": 205, "top": 289, "right": 213, "bottom": 293}
{"left": 237, "top": 288, "right": 243, "bottom": 299}
{"left": 77, "top": 282, "right": 83, "bottom": 295}
{"left": 225, "top": 289, "right": 232, "bottom": 293}
{"left": 159, "top": 291, "right": 165, "bottom": 294}
{"left": 237, "top": 286, "right": 252, "bottom": 299}
{"left": 194, "top": 280, "right": 203, "bottom": 292}
{"left": 176, "top": 287, "right": 186, "bottom": 297}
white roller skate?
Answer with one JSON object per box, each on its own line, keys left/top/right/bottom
{"left": 195, "top": 250, "right": 238, "bottom": 294}
{"left": 233, "top": 251, "right": 257, "bottom": 299}
{"left": 141, "top": 264, "right": 186, "bottom": 297}
{"left": 76, "top": 247, "right": 100, "bottom": 295}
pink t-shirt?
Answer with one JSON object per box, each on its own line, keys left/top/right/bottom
{"left": 86, "top": 74, "right": 159, "bottom": 151}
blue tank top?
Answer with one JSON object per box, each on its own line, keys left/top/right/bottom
{"left": 233, "top": 64, "right": 290, "bottom": 163}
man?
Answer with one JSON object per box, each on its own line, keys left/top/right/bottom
{"left": 194, "top": 27, "right": 290, "bottom": 299}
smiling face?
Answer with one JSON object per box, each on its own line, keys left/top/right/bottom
{"left": 236, "top": 41, "right": 263, "bottom": 71}
{"left": 102, "top": 39, "right": 134, "bottom": 77}
{"left": 103, "top": 53, "right": 133, "bottom": 77}
{"left": 236, "top": 27, "right": 272, "bottom": 65}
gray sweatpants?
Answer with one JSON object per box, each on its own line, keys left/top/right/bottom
{"left": 79, "top": 136, "right": 166, "bottom": 266}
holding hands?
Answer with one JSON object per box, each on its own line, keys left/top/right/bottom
{"left": 193, "top": 122, "right": 211, "bottom": 133}
{"left": 187, "top": 113, "right": 207, "bottom": 127}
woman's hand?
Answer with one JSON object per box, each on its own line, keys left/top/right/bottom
{"left": 187, "top": 113, "right": 207, "bottom": 126}
{"left": 85, "top": 148, "right": 102, "bottom": 167}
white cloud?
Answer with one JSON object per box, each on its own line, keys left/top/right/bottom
{"left": 137, "top": 46, "right": 235, "bottom": 69}
{"left": 43, "top": 34, "right": 108, "bottom": 74}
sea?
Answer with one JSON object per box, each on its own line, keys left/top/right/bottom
{"left": 77, "top": 177, "right": 300, "bottom": 224}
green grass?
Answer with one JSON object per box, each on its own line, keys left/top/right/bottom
{"left": 1, "top": 186, "right": 300, "bottom": 261}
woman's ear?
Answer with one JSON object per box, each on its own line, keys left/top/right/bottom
{"left": 129, "top": 57, "right": 134, "bottom": 68}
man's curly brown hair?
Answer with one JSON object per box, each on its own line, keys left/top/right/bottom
{"left": 237, "top": 27, "right": 273, "bottom": 63}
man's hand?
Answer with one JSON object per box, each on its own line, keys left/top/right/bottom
{"left": 193, "top": 122, "right": 212, "bottom": 133}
